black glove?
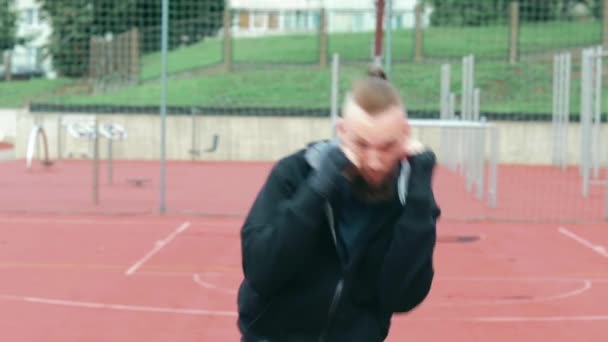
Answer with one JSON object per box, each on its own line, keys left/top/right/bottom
{"left": 308, "top": 145, "right": 354, "bottom": 199}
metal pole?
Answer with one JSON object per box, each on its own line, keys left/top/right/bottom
{"left": 331, "top": 53, "right": 340, "bottom": 139}
{"left": 581, "top": 49, "right": 592, "bottom": 197}
{"left": 440, "top": 64, "right": 451, "bottom": 119}
{"left": 440, "top": 64, "right": 450, "bottom": 163}
{"left": 458, "top": 118, "right": 464, "bottom": 176}
{"left": 477, "top": 117, "right": 487, "bottom": 200}
{"left": 552, "top": 54, "right": 559, "bottom": 166}
{"left": 384, "top": 0, "right": 392, "bottom": 77}
{"left": 191, "top": 107, "right": 199, "bottom": 161}
{"left": 160, "top": 0, "right": 169, "bottom": 214}
{"left": 563, "top": 52, "right": 571, "bottom": 171}
{"left": 488, "top": 125, "right": 499, "bottom": 208}
{"left": 473, "top": 88, "right": 480, "bottom": 121}
{"left": 557, "top": 53, "right": 567, "bottom": 169}
{"left": 35, "top": 116, "right": 42, "bottom": 159}
{"left": 374, "top": 0, "right": 385, "bottom": 66}
{"left": 471, "top": 124, "right": 477, "bottom": 191}
{"left": 593, "top": 46, "right": 602, "bottom": 179}
{"left": 461, "top": 56, "right": 469, "bottom": 120}
{"left": 469, "top": 55, "right": 475, "bottom": 119}
{"left": 57, "top": 116, "right": 62, "bottom": 161}
{"left": 93, "top": 118, "right": 99, "bottom": 205}
{"left": 474, "top": 90, "right": 482, "bottom": 197}
{"left": 448, "top": 93, "right": 456, "bottom": 170}
{"left": 108, "top": 138, "right": 113, "bottom": 185}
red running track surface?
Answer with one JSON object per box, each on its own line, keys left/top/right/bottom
{"left": 1, "top": 159, "right": 606, "bottom": 222}
{"left": 0, "top": 214, "right": 606, "bottom": 341}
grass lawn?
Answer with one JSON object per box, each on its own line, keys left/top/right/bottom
{"left": 0, "top": 79, "right": 73, "bottom": 108}
{"left": 138, "top": 20, "right": 600, "bottom": 80}
{"left": 51, "top": 60, "right": 582, "bottom": 115}
{"left": 2, "top": 19, "right": 599, "bottom": 115}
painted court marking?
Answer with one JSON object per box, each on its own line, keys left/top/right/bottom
{"left": 0, "top": 217, "right": 185, "bottom": 226}
{"left": 186, "top": 273, "right": 604, "bottom": 306}
{"left": 473, "top": 315, "right": 608, "bottom": 322}
{"left": 193, "top": 273, "right": 237, "bottom": 295}
{"left": 432, "top": 279, "right": 593, "bottom": 307}
{"left": 125, "top": 221, "right": 191, "bottom": 276}
{"left": 0, "top": 294, "right": 236, "bottom": 317}
{"left": 558, "top": 227, "right": 608, "bottom": 258}
{"left": 438, "top": 276, "right": 608, "bottom": 283}
{"left": 1, "top": 293, "right": 606, "bottom": 323}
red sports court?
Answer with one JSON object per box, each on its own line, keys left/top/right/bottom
{"left": 0, "top": 155, "right": 606, "bottom": 341}
{"left": 1, "top": 0, "right": 608, "bottom": 339}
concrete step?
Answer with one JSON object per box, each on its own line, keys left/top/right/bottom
{"left": 0, "top": 141, "right": 15, "bottom": 161}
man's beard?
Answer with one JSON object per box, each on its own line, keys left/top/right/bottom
{"left": 350, "top": 171, "right": 398, "bottom": 203}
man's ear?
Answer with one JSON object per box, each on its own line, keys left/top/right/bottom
{"left": 402, "top": 118, "right": 411, "bottom": 136}
{"left": 336, "top": 118, "right": 346, "bottom": 139}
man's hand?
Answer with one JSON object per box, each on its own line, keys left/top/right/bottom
{"left": 404, "top": 137, "right": 426, "bottom": 157}
{"left": 309, "top": 144, "right": 357, "bottom": 198}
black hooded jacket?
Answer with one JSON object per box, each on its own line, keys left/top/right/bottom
{"left": 237, "top": 141, "right": 441, "bottom": 341}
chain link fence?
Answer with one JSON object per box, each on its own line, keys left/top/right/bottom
{"left": 2, "top": 0, "right": 608, "bottom": 223}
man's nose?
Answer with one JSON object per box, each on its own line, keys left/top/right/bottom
{"left": 367, "top": 151, "right": 383, "bottom": 170}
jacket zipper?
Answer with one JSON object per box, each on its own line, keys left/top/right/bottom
{"left": 318, "top": 203, "right": 344, "bottom": 342}
{"left": 318, "top": 279, "right": 343, "bottom": 342}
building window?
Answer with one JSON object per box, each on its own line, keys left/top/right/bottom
{"left": 268, "top": 12, "right": 279, "bottom": 30}
{"left": 27, "top": 47, "right": 39, "bottom": 68}
{"left": 284, "top": 12, "right": 294, "bottom": 30}
{"left": 395, "top": 15, "right": 403, "bottom": 29}
{"left": 312, "top": 12, "right": 320, "bottom": 30}
{"left": 22, "top": 8, "right": 38, "bottom": 26}
{"left": 353, "top": 13, "right": 364, "bottom": 31}
{"left": 253, "top": 12, "right": 265, "bottom": 29}
{"left": 295, "top": 11, "right": 306, "bottom": 30}
{"left": 239, "top": 11, "right": 250, "bottom": 30}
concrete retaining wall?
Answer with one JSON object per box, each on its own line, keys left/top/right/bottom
{"left": 13, "top": 109, "right": 607, "bottom": 165}
{"left": 0, "top": 108, "right": 17, "bottom": 142}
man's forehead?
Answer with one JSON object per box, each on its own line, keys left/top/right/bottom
{"left": 343, "top": 95, "right": 405, "bottom": 120}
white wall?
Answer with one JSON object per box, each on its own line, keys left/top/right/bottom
{"left": 0, "top": 108, "right": 17, "bottom": 142}
{"left": 12, "top": 109, "right": 604, "bottom": 166}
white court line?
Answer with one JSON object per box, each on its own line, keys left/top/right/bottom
{"left": 558, "top": 227, "right": 608, "bottom": 258}
{"left": 1, "top": 293, "right": 606, "bottom": 323}
{"left": 193, "top": 273, "right": 237, "bottom": 295}
{"left": 125, "top": 221, "right": 191, "bottom": 276}
{"left": 541, "top": 280, "right": 592, "bottom": 301}
{"left": 438, "top": 276, "right": 608, "bottom": 283}
{"left": 0, "top": 294, "right": 236, "bottom": 317}
{"left": 432, "top": 279, "right": 593, "bottom": 307}
{"left": 0, "top": 217, "right": 175, "bottom": 226}
{"left": 474, "top": 315, "right": 608, "bottom": 322}
{"left": 0, "top": 217, "right": 241, "bottom": 227}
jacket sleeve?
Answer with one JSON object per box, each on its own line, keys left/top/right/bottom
{"left": 240, "top": 157, "right": 331, "bottom": 298}
{"left": 377, "top": 151, "right": 440, "bottom": 313}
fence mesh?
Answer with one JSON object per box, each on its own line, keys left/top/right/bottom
{"left": 1, "top": 0, "right": 608, "bottom": 223}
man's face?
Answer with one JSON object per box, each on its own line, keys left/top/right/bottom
{"left": 338, "top": 102, "right": 409, "bottom": 187}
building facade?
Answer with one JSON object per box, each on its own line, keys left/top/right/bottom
{"left": 4, "top": 0, "right": 55, "bottom": 79}
{"left": 229, "top": 0, "right": 430, "bottom": 37}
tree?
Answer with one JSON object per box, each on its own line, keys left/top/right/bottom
{"left": 426, "top": 0, "right": 569, "bottom": 26}
{"left": 38, "top": 0, "right": 225, "bottom": 78}
{"left": 0, "top": 0, "right": 17, "bottom": 52}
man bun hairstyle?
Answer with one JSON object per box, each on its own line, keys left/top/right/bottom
{"left": 346, "top": 65, "right": 402, "bottom": 116}
{"left": 367, "top": 65, "right": 388, "bottom": 80}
